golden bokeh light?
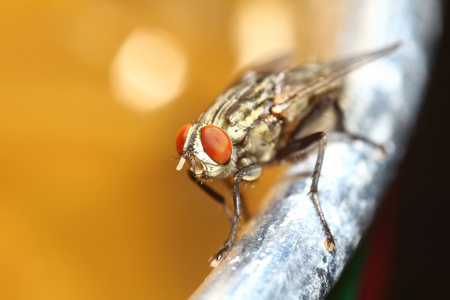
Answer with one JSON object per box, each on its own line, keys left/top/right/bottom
{"left": 110, "top": 28, "right": 188, "bottom": 112}
{"left": 230, "top": 0, "right": 296, "bottom": 68}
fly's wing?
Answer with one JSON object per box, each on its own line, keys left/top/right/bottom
{"left": 248, "top": 53, "right": 295, "bottom": 74}
{"left": 274, "top": 43, "right": 401, "bottom": 107}
{"left": 231, "top": 53, "right": 295, "bottom": 85}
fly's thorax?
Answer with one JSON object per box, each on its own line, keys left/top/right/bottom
{"left": 201, "top": 72, "right": 279, "bottom": 145}
{"left": 223, "top": 103, "right": 269, "bottom": 145}
{"left": 240, "top": 115, "right": 283, "bottom": 164}
{"left": 180, "top": 123, "right": 237, "bottom": 179}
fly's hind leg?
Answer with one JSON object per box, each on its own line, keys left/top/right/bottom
{"left": 275, "top": 132, "right": 335, "bottom": 252}
{"left": 333, "top": 101, "right": 385, "bottom": 154}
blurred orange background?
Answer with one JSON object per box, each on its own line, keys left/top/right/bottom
{"left": 0, "top": 0, "right": 348, "bottom": 299}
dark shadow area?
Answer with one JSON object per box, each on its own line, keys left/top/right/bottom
{"left": 390, "top": 3, "right": 450, "bottom": 299}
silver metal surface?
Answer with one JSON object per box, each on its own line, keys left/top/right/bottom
{"left": 190, "top": 1, "right": 441, "bottom": 299}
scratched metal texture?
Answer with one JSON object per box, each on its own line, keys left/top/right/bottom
{"left": 190, "top": 1, "right": 441, "bottom": 299}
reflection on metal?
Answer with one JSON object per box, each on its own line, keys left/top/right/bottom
{"left": 191, "top": 0, "right": 440, "bottom": 299}
{"left": 230, "top": 0, "right": 295, "bottom": 68}
{"left": 110, "top": 28, "right": 187, "bottom": 112}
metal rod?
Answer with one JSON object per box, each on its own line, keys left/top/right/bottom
{"left": 190, "top": 1, "right": 441, "bottom": 299}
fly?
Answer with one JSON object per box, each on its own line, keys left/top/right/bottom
{"left": 175, "top": 43, "right": 400, "bottom": 266}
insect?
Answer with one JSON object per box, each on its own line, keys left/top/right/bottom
{"left": 175, "top": 43, "right": 400, "bottom": 266}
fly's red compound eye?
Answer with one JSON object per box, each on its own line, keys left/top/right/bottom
{"left": 201, "top": 125, "right": 232, "bottom": 164}
{"left": 175, "top": 124, "right": 192, "bottom": 155}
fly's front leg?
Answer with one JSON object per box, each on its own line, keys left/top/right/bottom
{"left": 275, "top": 132, "right": 335, "bottom": 252}
{"left": 223, "top": 179, "right": 251, "bottom": 221}
{"left": 211, "top": 164, "right": 263, "bottom": 266}
{"left": 188, "top": 170, "right": 232, "bottom": 223}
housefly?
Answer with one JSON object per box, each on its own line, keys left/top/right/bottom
{"left": 175, "top": 43, "right": 400, "bottom": 266}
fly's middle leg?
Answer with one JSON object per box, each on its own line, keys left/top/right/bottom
{"left": 275, "top": 132, "right": 335, "bottom": 252}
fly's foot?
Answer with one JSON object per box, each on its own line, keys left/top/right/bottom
{"left": 370, "top": 141, "right": 387, "bottom": 156}
{"left": 345, "top": 132, "right": 387, "bottom": 156}
{"left": 309, "top": 192, "right": 336, "bottom": 253}
{"left": 209, "top": 244, "right": 231, "bottom": 268}
{"left": 324, "top": 236, "right": 335, "bottom": 252}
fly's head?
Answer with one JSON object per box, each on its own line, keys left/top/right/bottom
{"left": 175, "top": 123, "right": 233, "bottom": 178}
